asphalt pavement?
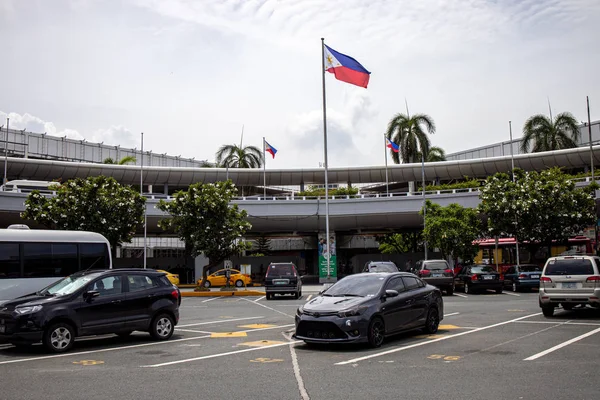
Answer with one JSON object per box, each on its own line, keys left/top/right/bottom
{"left": 1, "top": 289, "right": 599, "bottom": 400}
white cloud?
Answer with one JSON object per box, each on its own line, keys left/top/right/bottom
{"left": 90, "top": 126, "right": 138, "bottom": 148}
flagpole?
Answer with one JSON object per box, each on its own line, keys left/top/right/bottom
{"left": 263, "top": 137, "right": 267, "bottom": 199}
{"left": 321, "top": 37, "right": 331, "bottom": 281}
{"left": 3, "top": 117, "right": 9, "bottom": 187}
{"left": 384, "top": 134, "right": 389, "bottom": 196}
{"left": 141, "top": 132, "right": 147, "bottom": 269}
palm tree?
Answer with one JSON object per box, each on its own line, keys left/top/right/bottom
{"left": 385, "top": 113, "right": 436, "bottom": 164}
{"left": 520, "top": 112, "right": 580, "bottom": 153}
{"left": 419, "top": 146, "right": 446, "bottom": 162}
{"left": 215, "top": 144, "right": 263, "bottom": 169}
{"left": 103, "top": 156, "right": 137, "bottom": 165}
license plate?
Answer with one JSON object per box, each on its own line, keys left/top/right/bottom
{"left": 0, "top": 325, "right": 5, "bottom": 333}
{"left": 274, "top": 280, "right": 289, "bottom": 285}
{"left": 562, "top": 282, "right": 577, "bottom": 289}
{"left": 530, "top": 275, "right": 540, "bottom": 279}
{"left": 433, "top": 274, "right": 442, "bottom": 277}
{"left": 483, "top": 275, "right": 494, "bottom": 280}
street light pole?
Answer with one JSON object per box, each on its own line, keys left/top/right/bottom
{"left": 509, "top": 121, "right": 520, "bottom": 267}
{"left": 3, "top": 118, "right": 9, "bottom": 187}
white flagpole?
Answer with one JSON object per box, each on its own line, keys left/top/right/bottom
{"left": 321, "top": 38, "right": 331, "bottom": 280}
{"left": 141, "top": 132, "right": 147, "bottom": 269}
{"left": 263, "top": 137, "right": 267, "bottom": 199}
{"left": 384, "top": 134, "right": 389, "bottom": 196}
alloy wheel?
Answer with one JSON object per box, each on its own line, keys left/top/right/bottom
{"left": 50, "top": 327, "right": 72, "bottom": 350}
{"left": 156, "top": 317, "right": 173, "bottom": 338}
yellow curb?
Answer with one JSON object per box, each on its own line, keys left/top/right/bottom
{"left": 181, "top": 290, "right": 265, "bottom": 297}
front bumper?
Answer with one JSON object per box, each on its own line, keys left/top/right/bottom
{"left": 0, "top": 314, "right": 45, "bottom": 344}
{"left": 294, "top": 314, "right": 369, "bottom": 343}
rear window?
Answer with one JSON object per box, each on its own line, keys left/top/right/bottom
{"left": 266, "top": 264, "right": 296, "bottom": 277}
{"left": 544, "top": 259, "right": 595, "bottom": 275}
{"left": 471, "top": 266, "right": 496, "bottom": 273}
{"left": 368, "top": 263, "right": 398, "bottom": 273}
{"left": 423, "top": 261, "right": 448, "bottom": 270}
{"left": 520, "top": 265, "right": 541, "bottom": 272}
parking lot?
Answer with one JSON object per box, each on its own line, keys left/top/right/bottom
{"left": 1, "top": 288, "right": 599, "bottom": 400}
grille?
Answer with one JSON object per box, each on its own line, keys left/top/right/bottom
{"left": 296, "top": 321, "right": 346, "bottom": 339}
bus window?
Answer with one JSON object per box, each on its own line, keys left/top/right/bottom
{"left": 23, "top": 243, "right": 79, "bottom": 278}
{"left": 52, "top": 244, "right": 78, "bottom": 276}
{"left": 81, "top": 243, "right": 110, "bottom": 270}
{"left": 0, "top": 244, "right": 20, "bottom": 278}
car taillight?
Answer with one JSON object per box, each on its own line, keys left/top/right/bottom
{"left": 444, "top": 269, "right": 453, "bottom": 274}
{"left": 586, "top": 276, "right": 600, "bottom": 282}
{"left": 420, "top": 269, "right": 431, "bottom": 276}
{"left": 518, "top": 274, "right": 528, "bottom": 279}
{"left": 540, "top": 277, "right": 552, "bottom": 282}
{"left": 171, "top": 290, "right": 179, "bottom": 300}
{"left": 471, "top": 274, "right": 479, "bottom": 281}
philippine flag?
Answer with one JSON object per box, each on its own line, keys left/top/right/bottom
{"left": 324, "top": 44, "right": 371, "bottom": 88}
{"left": 265, "top": 140, "right": 277, "bottom": 158}
{"left": 386, "top": 138, "right": 400, "bottom": 153}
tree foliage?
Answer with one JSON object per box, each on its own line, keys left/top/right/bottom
{"left": 421, "top": 201, "right": 481, "bottom": 261}
{"left": 255, "top": 235, "right": 272, "bottom": 255}
{"left": 385, "top": 112, "right": 436, "bottom": 164}
{"left": 520, "top": 112, "right": 580, "bottom": 153}
{"left": 377, "top": 232, "right": 424, "bottom": 254}
{"left": 478, "top": 168, "right": 596, "bottom": 245}
{"left": 21, "top": 176, "right": 145, "bottom": 250}
{"left": 157, "top": 181, "right": 252, "bottom": 287}
{"left": 103, "top": 156, "right": 137, "bottom": 165}
{"left": 215, "top": 144, "right": 263, "bottom": 168}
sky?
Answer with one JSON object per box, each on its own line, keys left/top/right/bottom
{"left": 1, "top": 0, "right": 599, "bottom": 168}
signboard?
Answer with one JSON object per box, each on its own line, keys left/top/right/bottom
{"left": 224, "top": 260, "right": 233, "bottom": 270}
{"left": 318, "top": 232, "right": 337, "bottom": 283}
{"left": 239, "top": 264, "right": 251, "bottom": 275}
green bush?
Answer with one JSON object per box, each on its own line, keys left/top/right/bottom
{"left": 297, "top": 186, "right": 359, "bottom": 197}
{"left": 418, "top": 178, "right": 483, "bottom": 192}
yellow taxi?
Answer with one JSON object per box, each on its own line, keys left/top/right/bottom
{"left": 197, "top": 269, "right": 252, "bottom": 288}
{"left": 157, "top": 270, "right": 180, "bottom": 286}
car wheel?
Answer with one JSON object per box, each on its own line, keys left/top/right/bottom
{"left": 117, "top": 331, "right": 133, "bottom": 338}
{"left": 293, "top": 291, "right": 299, "bottom": 300}
{"left": 235, "top": 280, "right": 244, "bottom": 288}
{"left": 367, "top": 317, "right": 385, "bottom": 348}
{"left": 562, "top": 304, "right": 574, "bottom": 311}
{"left": 203, "top": 280, "right": 211, "bottom": 288}
{"left": 423, "top": 307, "right": 440, "bottom": 334}
{"left": 150, "top": 313, "right": 175, "bottom": 341}
{"left": 446, "top": 284, "right": 454, "bottom": 296}
{"left": 512, "top": 282, "right": 518, "bottom": 292}
{"left": 464, "top": 282, "right": 470, "bottom": 294}
{"left": 266, "top": 293, "right": 272, "bottom": 300}
{"left": 542, "top": 306, "right": 555, "bottom": 317}
{"left": 43, "top": 322, "right": 75, "bottom": 353}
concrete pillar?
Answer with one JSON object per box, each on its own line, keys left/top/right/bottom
{"left": 300, "top": 181, "right": 305, "bottom": 192}
{"left": 163, "top": 184, "right": 169, "bottom": 195}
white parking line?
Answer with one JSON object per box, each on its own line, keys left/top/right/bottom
{"left": 515, "top": 321, "right": 600, "bottom": 327}
{"left": 178, "top": 316, "right": 264, "bottom": 328}
{"left": 444, "top": 312, "right": 460, "bottom": 317}
{"left": 176, "top": 328, "right": 214, "bottom": 334}
{"left": 142, "top": 340, "right": 303, "bottom": 367}
{"left": 201, "top": 297, "right": 220, "bottom": 303}
{"left": 524, "top": 327, "right": 600, "bottom": 361}
{"left": 242, "top": 298, "right": 295, "bottom": 318}
{"left": 306, "top": 295, "right": 313, "bottom": 301}
{"left": 253, "top": 296, "right": 266, "bottom": 302}
{"left": 335, "top": 312, "right": 541, "bottom": 365}
{"left": 453, "top": 293, "right": 468, "bottom": 298}
{"left": 503, "top": 292, "right": 521, "bottom": 297}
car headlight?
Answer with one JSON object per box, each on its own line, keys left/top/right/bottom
{"left": 296, "top": 306, "right": 304, "bottom": 316}
{"left": 14, "top": 305, "right": 43, "bottom": 315}
{"left": 337, "top": 306, "right": 368, "bottom": 318}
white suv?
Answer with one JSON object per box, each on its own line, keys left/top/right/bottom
{"left": 539, "top": 255, "right": 600, "bottom": 317}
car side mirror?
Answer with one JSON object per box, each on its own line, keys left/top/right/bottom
{"left": 84, "top": 290, "right": 100, "bottom": 301}
{"left": 383, "top": 289, "right": 399, "bottom": 298}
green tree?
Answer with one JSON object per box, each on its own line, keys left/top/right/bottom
{"left": 385, "top": 113, "right": 436, "bottom": 164}
{"left": 377, "top": 232, "right": 424, "bottom": 254}
{"left": 215, "top": 144, "right": 263, "bottom": 168}
{"left": 156, "top": 180, "right": 252, "bottom": 288}
{"left": 255, "top": 235, "right": 272, "bottom": 255}
{"left": 21, "top": 176, "right": 145, "bottom": 251}
{"left": 103, "top": 156, "right": 137, "bottom": 165}
{"left": 520, "top": 112, "right": 580, "bottom": 153}
{"left": 420, "top": 146, "right": 446, "bottom": 162}
{"left": 478, "top": 168, "right": 596, "bottom": 257}
{"left": 421, "top": 201, "right": 481, "bottom": 262}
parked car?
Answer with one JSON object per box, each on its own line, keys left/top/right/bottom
{"left": 157, "top": 269, "right": 180, "bottom": 286}
{"left": 454, "top": 265, "right": 503, "bottom": 294}
{"left": 503, "top": 264, "right": 542, "bottom": 292}
{"left": 539, "top": 255, "right": 600, "bottom": 317}
{"left": 413, "top": 259, "right": 454, "bottom": 295}
{"left": 294, "top": 272, "right": 443, "bottom": 348}
{"left": 362, "top": 261, "right": 400, "bottom": 273}
{"left": 0, "top": 269, "right": 180, "bottom": 353}
{"left": 265, "top": 262, "right": 302, "bottom": 300}
{"left": 197, "top": 269, "right": 252, "bottom": 288}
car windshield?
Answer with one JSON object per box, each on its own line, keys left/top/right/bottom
{"left": 545, "top": 259, "right": 594, "bottom": 275}
{"left": 471, "top": 266, "right": 496, "bottom": 273}
{"left": 323, "top": 275, "right": 386, "bottom": 297}
{"left": 520, "top": 265, "right": 541, "bottom": 272}
{"left": 424, "top": 261, "right": 447, "bottom": 270}
{"left": 39, "top": 273, "right": 101, "bottom": 296}
{"left": 368, "top": 264, "right": 398, "bottom": 273}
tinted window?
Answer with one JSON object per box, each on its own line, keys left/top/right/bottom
{"left": 402, "top": 276, "right": 420, "bottom": 289}
{"left": 127, "top": 274, "right": 157, "bottom": 292}
{"left": 324, "top": 275, "right": 386, "bottom": 297}
{"left": 416, "top": 279, "right": 425, "bottom": 288}
{"left": 89, "top": 276, "right": 123, "bottom": 296}
{"left": 266, "top": 264, "right": 296, "bottom": 277}
{"left": 506, "top": 267, "right": 516, "bottom": 274}
{"left": 81, "top": 243, "right": 110, "bottom": 270}
{"left": 385, "top": 277, "right": 405, "bottom": 292}
{"left": 545, "top": 259, "right": 594, "bottom": 275}
{"left": 423, "top": 261, "right": 448, "bottom": 270}
{"left": 368, "top": 263, "right": 398, "bottom": 273}
{"left": 0, "top": 243, "right": 20, "bottom": 278}
{"left": 471, "top": 266, "right": 496, "bottom": 273}
{"left": 23, "top": 243, "right": 78, "bottom": 278}
{"left": 519, "top": 265, "right": 541, "bottom": 272}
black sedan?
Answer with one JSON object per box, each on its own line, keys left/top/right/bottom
{"left": 454, "top": 265, "right": 503, "bottom": 294}
{"left": 294, "top": 272, "right": 444, "bottom": 348}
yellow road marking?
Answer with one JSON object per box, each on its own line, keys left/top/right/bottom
{"left": 238, "top": 324, "right": 277, "bottom": 329}
{"left": 211, "top": 332, "right": 248, "bottom": 338}
{"left": 428, "top": 354, "right": 461, "bottom": 361}
{"left": 438, "top": 325, "right": 460, "bottom": 330}
{"left": 238, "top": 340, "right": 286, "bottom": 347}
{"left": 250, "top": 357, "right": 283, "bottom": 363}
{"left": 73, "top": 360, "right": 104, "bottom": 366}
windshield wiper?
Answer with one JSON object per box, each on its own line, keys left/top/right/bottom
{"left": 35, "top": 291, "right": 55, "bottom": 297}
{"left": 334, "top": 294, "right": 364, "bottom": 297}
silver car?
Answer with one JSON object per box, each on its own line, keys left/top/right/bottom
{"left": 539, "top": 256, "right": 600, "bottom": 317}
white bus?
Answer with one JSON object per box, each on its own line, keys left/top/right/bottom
{"left": 1, "top": 180, "right": 60, "bottom": 193}
{"left": 0, "top": 226, "right": 112, "bottom": 300}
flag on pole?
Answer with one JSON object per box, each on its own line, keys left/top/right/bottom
{"left": 264, "top": 140, "right": 277, "bottom": 158}
{"left": 324, "top": 44, "right": 371, "bottom": 88}
{"left": 386, "top": 138, "right": 400, "bottom": 153}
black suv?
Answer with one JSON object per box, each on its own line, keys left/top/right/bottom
{"left": 265, "top": 263, "right": 302, "bottom": 300}
{"left": 0, "top": 269, "right": 181, "bottom": 353}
